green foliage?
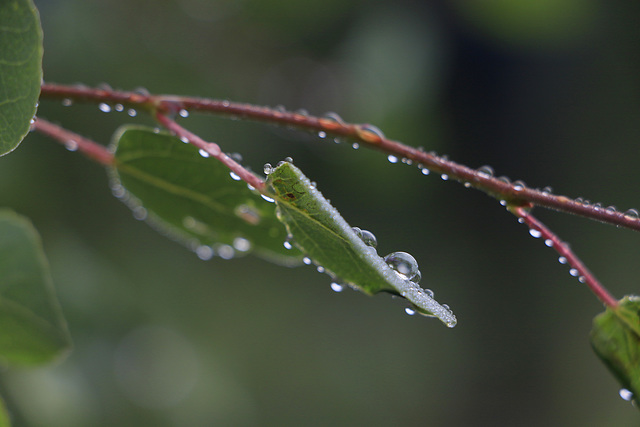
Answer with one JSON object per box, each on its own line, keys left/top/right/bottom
{"left": 268, "top": 161, "right": 457, "bottom": 327}
{"left": 110, "top": 126, "right": 303, "bottom": 264}
{"left": 0, "top": 0, "right": 42, "bottom": 156}
{"left": 591, "top": 296, "right": 640, "bottom": 407}
{"left": 0, "top": 209, "right": 71, "bottom": 366}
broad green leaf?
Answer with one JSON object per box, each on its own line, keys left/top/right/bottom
{"left": 110, "top": 126, "right": 302, "bottom": 265}
{"left": 267, "top": 161, "right": 457, "bottom": 327}
{"left": 591, "top": 296, "right": 640, "bottom": 408}
{"left": 0, "top": 210, "right": 71, "bottom": 366}
{"left": 0, "top": 0, "right": 42, "bottom": 156}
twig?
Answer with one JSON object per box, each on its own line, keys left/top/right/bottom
{"left": 39, "top": 82, "right": 640, "bottom": 232}
{"left": 511, "top": 205, "right": 619, "bottom": 308}
{"left": 31, "top": 117, "right": 114, "bottom": 166}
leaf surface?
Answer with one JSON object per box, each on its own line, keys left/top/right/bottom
{"left": 0, "top": 0, "right": 42, "bottom": 156}
{"left": 591, "top": 296, "right": 640, "bottom": 408}
{"left": 267, "top": 161, "right": 456, "bottom": 327}
{"left": 110, "top": 126, "right": 302, "bottom": 264}
{"left": 0, "top": 210, "right": 71, "bottom": 366}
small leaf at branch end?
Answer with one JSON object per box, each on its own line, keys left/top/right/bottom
{"left": 267, "top": 161, "right": 457, "bottom": 327}
{"left": 0, "top": 209, "right": 71, "bottom": 366}
{"left": 109, "top": 125, "right": 303, "bottom": 265}
{"left": 591, "top": 296, "right": 640, "bottom": 408}
{"left": 0, "top": 0, "right": 43, "bottom": 156}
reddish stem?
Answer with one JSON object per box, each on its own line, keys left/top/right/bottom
{"left": 154, "top": 111, "right": 266, "bottom": 192}
{"left": 32, "top": 118, "right": 114, "bottom": 166}
{"left": 39, "top": 82, "right": 640, "bottom": 232}
{"left": 512, "top": 206, "right": 619, "bottom": 308}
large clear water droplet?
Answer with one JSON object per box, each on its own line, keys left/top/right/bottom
{"left": 384, "top": 251, "right": 421, "bottom": 283}
{"left": 263, "top": 163, "right": 273, "bottom": 175}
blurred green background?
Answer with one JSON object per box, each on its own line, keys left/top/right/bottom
{"left": 1, "top": 0, "right": 640, "bottom": 425}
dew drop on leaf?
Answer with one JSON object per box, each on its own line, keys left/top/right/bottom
{"left": 384, "top": 251, "right": 421, "bottom": 283}
{"left": 232, "top": 237, "right": 251, "bottom": 252}
{"left": 303, "top": 256, "right": 312, "bottom": 265}
{"left": 261, "top": 194, "right": 275, "bottom": 203}
{"left": 127, "top": 108, "right": 137, "bottom": 117}
{"left": 196, "top": 245, "right": 214, "bottom": 260}
{"left": 405, "top": 307, "right": 416, "bottom": 316}
{"left": 216, "top": 244, "right": 235, "bottom": 260}
{"left": 99, "top": 103, "right": 112, "bottom": 113}
{"left": 619, "top": 388, "right": 633, "bottom": 401}
{"left": 198, "top": 149, "right": 210, "bottom": 158}
{"left": 330, "top": 282, "right": 344, "bottom": 292}
{"left": 283, "top": 241, "right": 293, "bottom": 250}
{"left": 229, "top": 172, "right": 241, "bottom": 181}
{"left": 388, "top": 155, "right": 398, "bottom": 164}
{"left": 263, "top": 163, "right": 273, "bottom": 175}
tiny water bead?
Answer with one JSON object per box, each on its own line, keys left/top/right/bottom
{"left": 127, "top": 108, "right": 137, "bottom": 117}
{"left": 569, "top": 268, "right": 579, "bottom": 277}
{"left": 196, "top": 245, "right": 214, "bottom": 261}
{"left": 513, "top": 180, "right": 526, "bottom": 191}
{"left": 198, "top": 149, "right": 209, "bottom": 158}
{"left": 98, "top": 103, "right": 112, "bottom": 113}
{"left": 317, "top": 266, "right": 325, "bottom": 273}
{"left": 358, "top": 124, "right": 385, "bottom": 140}
{"left": 283, "top": 241, "right": 293, "bottom": 250}
{"left": 477, "top": 165, "right": 494, "bottom": 178}
{"left": 114, "top": 104, "right": 124, "bottom": 112}
{"left": 541, "top": 186, "right": 553, "bottom": 194}
{"left": 330, "top": 282, "right": 344, "bottom": 292}
{"left": 216, "top": 244, "right": 235, "bottom": 260}
{"left": 387, "top": 155, "right": 398, "bottom": 164}
{"left": 624, "top": 208, "right": 639, "bottom": 220}
{"left": 322, "top": 112, "right": 346, "bottom": 125}
{"left": 229, "top": 172, "right": 241, "bottom": 181}
{"left": 303, "top": 256, "right": 312, "bottom": 265}
{"left": 544, "top": 239, "right": 553, "bottom": 247}
{"left": 62, "top": 98, "right": 73, "bottom": 107}
{"left": 65, "top": 140, "right": 79, "bottom": 152}
{"left": 232, "top": 237, "right": 251, "bottom": 252}
{"left": 421, "top": 167, "right": 430, "bottom": 175}
{"left": 440, "top": 174, "right": 449, "bottom": 181}
{"left": 180, "top": 136, "right": 190, "bottom": 144}
{"left": 384, "top": 251, "right": 421, "bottom": 283}
{"left": 318, "top": 131, "right": 327, "bottom": 139}
{"left": 261, "top": 194, "right": 275, "bottom": 203}
{"left": 529, "top": 229, "right": 542, "bottom": 238}
{"left": 179, "top": 109, "right": 189, "bottom": 118}
{"left": 132, "top": 206, "right": 148, "bottom": 221}
{"left": 619, "top": 388, "right": 634, "bottom": 402}
{"left": 404, "top": 307, "right": 416, "bottom": 316}
{"left": 352, "top": 227, "right": 377, "bottom": 248}
{"left": 558, "top": 256, "right": 567, "bottom": 264}
{"left": 352, "top": 143, "right": 359, "bottom": 150}
{"left": 263, "top": 163, "right": 273, "bottom": 175}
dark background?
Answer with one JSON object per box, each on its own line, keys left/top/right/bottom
{"left": 1, "top": 0, "right": 639, "bottom": 425}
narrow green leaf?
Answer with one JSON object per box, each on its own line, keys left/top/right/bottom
{"left": 0, "top": 0, "right": 42, "bottom": 156}
{"left": 267, "top": 161, "right": 457, "bottom": 327}
{"left": 591, "top": 296, "right": 640, "bottom": 407}
{"left": 0, "top": 210, "right": 71, "bottom": 366}
{"left": 0, "top": 396, "right": 9, "bottom": 427}
{"left": 110, "top": 125, "right": 302, "bottom": 264}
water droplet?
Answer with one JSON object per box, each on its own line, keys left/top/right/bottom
{"left": 464, "top": 182, "right": 471, "bottom": 188}
{"left": 544, "top": 239, "right": 553, "bottom": 247}
{"left": 132, "top": 206, "right": 147, "bottom": 220}
{"left": 283, "top": 241, "right": 293, "bottom": 250}
{"left": 284, "top": 156, "right": 293, "bottom": 163}
{"left": 424, "top": 288, "right": 435, "bottom": 298}
{"left": 263, "top": 163, "right": 273, "bottom": 175}
{"left": 216, "top": 244, "right": 235, "bottom": 260}
{"left": 198, "top": 149, "right": 210, "bottom": 158}
{"left": 360, "top": 230, "right": 377, "bottom": 248}
{"left": 322, "top": 112, "right": 345, "bottom": 125}
{"left": 624, "top": 208, "right": 639, "bottom": 220}
{"left": 318, "top": 131, "right": 327, "bottom": 139}
{"left": 388, "top": 155, "right": 398, "bottom": 164}
{"left": 558, "top": 256, "right": 567, "bottom": 264}
{"left": 405, "top": 307, "right": 416, "bottom": 316}
{"left": 196, "top": 245, "right": 214, "bottom": 260}
{"left": 65, "top": 140, "right": 78, "bottom": 151}
{"left": 317, "top": 266, "right": 325, "bottom": 273}
{"left": 303, "top": 257, "right": 312, "bottom": 265}
{"left": 62, "top": 98, "right": 73, "bottom": 107}
{"left": 477, "top": 165, "right": 494, "bottom": 178}
{"left": 441, "top": 174, "right": 449, "bottom": 181}
{"left": 127, "top": 108, "right": 137, "bottom": 117}
{"left": 261, "top": 194, "right": 275, "bottom": 203}
{"left": 542, "top": 186, "right": 553, "bottom": 194}
{"left": 518, "top": 218, "right": 525, "bottom": 224}
{"left": 513, "top": 180, "right": 526, "bottom": 191}
{"left": 606, "top": 206, "right": 617, "bottom": 213}
{"left": 111, "top": 185, "right": 126, "bottom": 198}
{"left": 98, "top": 103, "right": 112, "bottom": 113}
{"left": 421, "top": 168, "right": 430, "bottom": 175}
{"left": 578, "top": 276, "right": 586, "bottom": 283}
{"left": 229, "top": 172, "right": 241, "bottom": 181}
{"left": 235, "top": 204, "right": 261, "bottom": 225}
{"left": 233, "top": 237, "right": 251, "bottom": 252}
{"left": 330, "top": 282, "right": 344, "bottom": 292}
{"left": 180, "top": 136, "right": 189, "bottom": 144}
{"left": 134, "top": 87, "right": 150, "bottom": 96}
{"left": 500, "top": 200, "right": 507, "bottom": 206}
{"left": 529, "top": 229, "right": 542, "bottom": 238}
{"left": 179, "top": 109, "right": 189, "bottom": 118}
{"left": 619, "top": 388, "right": 634, "bottom": 401}
{"left": 498, "top": 176, "right": 511, "bottom": 184}
{"left": 384, "top": 251, "right": 421, "bottom": 283}
{"left": 359, "top": 124, "right": 385, "bottom": 140}
{"left": 569, "top": 268, "right": 579, "bottom": 277}
{"left": 593, "top": 203, "right": 602, "bottom": 211}
{"left": 114, "top": 103, "right": 124, "bottom": 112}
{"left": 352, "top": 143, "right": 359, "bottom": 150}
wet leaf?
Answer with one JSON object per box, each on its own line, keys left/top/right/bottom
{"left": 0, "top": 209, "right": 71, "bottom": 366}
{"left": 110, "top": 126, "right": 302, "bottom": 265}
{"left": 267, "top": 161, "right": 456, "bottom": 327}
{"left": 591, "top": 295, "right": 640, "bottom": 408}
{"left": 0, "top": 0, "right": 42, "bottom": 156}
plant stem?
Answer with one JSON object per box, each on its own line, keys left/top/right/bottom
{"left": 154, "top": 111, "right": 266, "bottom": 192}
{"left": 32, "top": 118, "right": 114, "bottom": 166}
{"left": 511, "top": 205, "right": 619, "bottom": 308}
{"left": 39, "top": 82, "right": 640, "bottom": 232}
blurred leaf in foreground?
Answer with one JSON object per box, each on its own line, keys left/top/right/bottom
{"left": 0, "top": 0, "right": 42, "bottom": 156}
{"left": 0, "top": 209, "right": 70, "bottom": 366}
{"left": 591, "top": 295, "right": 640, "bottom": 408}
{"left": 110, "top": 126, "right": 302, "bottom": 265}
{"left": 267, "top": 161, "right": 456, "bottom": 327}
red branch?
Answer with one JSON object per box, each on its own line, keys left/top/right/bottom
{"left": 39, "top": 82, "right": 640, "bottom": 232}
{"left": 154, "top": 111, "right": 266, "bottom": 192}
{"left": 512, "top": 206, "right": 619, "bottom": 308}
{"left": 32, "top": 118, "right": 114, "bottom": 166}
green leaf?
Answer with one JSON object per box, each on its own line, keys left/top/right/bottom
{"left": 0, "top": 209, "right": 71, "bottom": 366}
{"left": 0, "top": 396, "right": 9, "bottom": 427}
{"left": 267, "top": 161, "right": 457, "bottom": 327}
{"left": 0, "top": 0, "right": 43, "bottom": 156}
{"left": 591, "top": 296, "right": 640, "bottom": 407}
{"left": 110, "top": 125, "right": 302, "bottom": 265}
